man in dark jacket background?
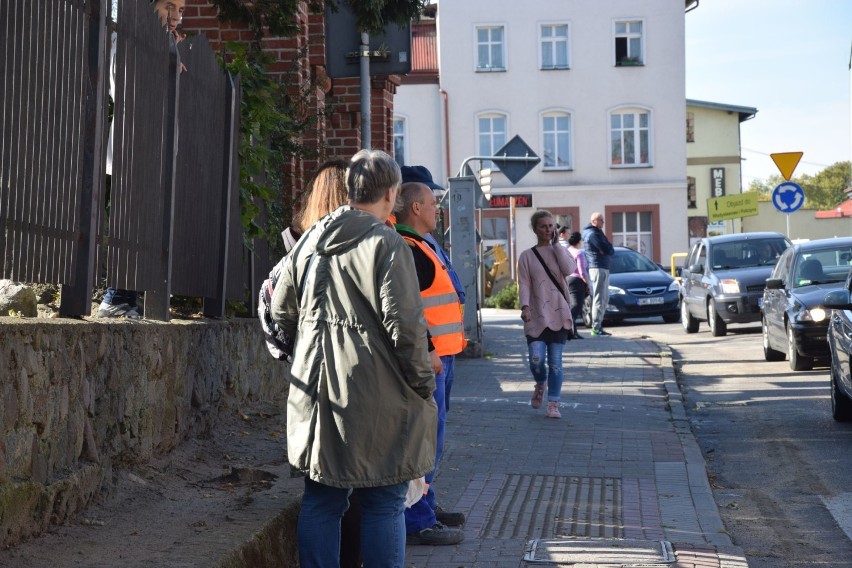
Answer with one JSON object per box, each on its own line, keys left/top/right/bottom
{"left": 582, "top": 212, "right": 615, "bottom": 336}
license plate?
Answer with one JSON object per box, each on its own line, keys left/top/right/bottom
{"left": 638, "top": 297, "right": 665, "bottom": 305}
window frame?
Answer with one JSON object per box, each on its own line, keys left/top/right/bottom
{"left": 609, "top": 106, "right": 653, "bottom": 168}
{"left": 687, "top": 176, "right": 696, "bottom": 209}
{"left": 540, "top": 109, "right": 573, "bottom": 171}
{"left": 613, "top": 19, "right": 644, "bottom": 67}
{"left": 539, "top": 22, "right": 570, "bottom": 70}
{"left": 476, "top": 111, "right": 509, "bottom": 171}
{"left": 474, "top": 24, "right": 507, "bottom": 72}
{"left": 392, "top": 115, "right": 408, "bottom": 167}
{"left": 605, "top": 204, "right": 661, "bottom": 262}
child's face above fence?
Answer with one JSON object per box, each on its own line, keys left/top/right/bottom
{"left": 154, "top": 0, "right": 185, "bottom": 33}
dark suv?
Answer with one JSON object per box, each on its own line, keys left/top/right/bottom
{"left": 680, "top": 232, "right": 791, "bottom": 336}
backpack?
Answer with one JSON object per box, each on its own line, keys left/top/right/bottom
{"left": 258, "top": 227, "right": 300, "bottom": 362}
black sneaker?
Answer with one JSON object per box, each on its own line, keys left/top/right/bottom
{"left": 597, "top": 328, "right": 612, "bottom": 336}
{"left": 572, "top": 331, "right": 584, "bottom": 340}
{"left": 435, "top": 506, "right": 465, "bottom": 527}
{"left": 406, "top": 522, "right": 465, "bottom": 545}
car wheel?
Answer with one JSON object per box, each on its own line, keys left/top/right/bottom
{"left": 582, "top": 295, "right": 593, "bottom": 328}
{"left": 681, "top": 298, "right": 698, "bottom": 333}
{"left": 707, "top": 298, "right": 727, "bottom": 337}
{"left": 831, "top": 364, "right": 852, "bottom": 421}
{"left": 787, "top": 323, "right": 814, "bottom": 371}
{"left": 662, "top": 312, "right": 680, "bottom": 324}
{"left": 762, "top": 317, "right": 785, "bottom": 361}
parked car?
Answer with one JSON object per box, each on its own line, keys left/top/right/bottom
{"left": 824, "top": 270, "right": 852, "bottom": 421}
{"left": 762, "top": 238, "right": 852, "bottom": 371}
{"left": 680, "top": 232, "right": 791, "bottom": 336}
{"left": 582, "top": 246, "right": 680, "bottom": 325}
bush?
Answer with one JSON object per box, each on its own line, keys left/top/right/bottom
{"left": 484, "top": 282, "right": 519, "bottom": 309}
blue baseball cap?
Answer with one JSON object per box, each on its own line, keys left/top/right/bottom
{"left": 400, "top": 165, "right": 443, "bottom": 191}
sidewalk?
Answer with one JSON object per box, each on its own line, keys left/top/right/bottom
{"left": 409, "top": 308, "right": 748, "bottom": 567}
{"left": 0, "top": 309, "right": 750, "bottom": 567}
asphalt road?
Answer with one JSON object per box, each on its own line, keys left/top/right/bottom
{"left": 607, "top": 316, "right": 852, "bottom": 568}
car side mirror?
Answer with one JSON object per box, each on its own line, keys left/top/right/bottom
{"left": 765, "top": 278, "right": 784, "bottom": 290}
{"left": 689, "top": 263, "right": 703, "bottom": 273}
{"left": 824, "top": 289, "right": 852, "bottom": 309}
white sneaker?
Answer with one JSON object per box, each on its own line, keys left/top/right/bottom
{"left": 96, "top": 302, "right": 141, "bottom": 319}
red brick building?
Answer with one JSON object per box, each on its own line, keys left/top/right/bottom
{"left": 181, "top": 1, "right": 401, "bottom": 201}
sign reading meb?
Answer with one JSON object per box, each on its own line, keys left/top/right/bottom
{"left": 706, "top": 193, "right": 759, "bottom": 222}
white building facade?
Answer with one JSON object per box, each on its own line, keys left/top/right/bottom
{"left": 395, "top": 0, "right": 695, "bottom": 266}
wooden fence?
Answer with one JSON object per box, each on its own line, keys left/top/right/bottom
{"left": 0, "top": 0, "right": 265, "bottom": 320}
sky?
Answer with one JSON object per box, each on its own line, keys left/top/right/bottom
{"left": 685, "top": 0, "right": 852, "bottom": 185}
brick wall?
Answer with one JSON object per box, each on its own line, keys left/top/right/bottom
{"left": 181, "top": 2, "right": 399, "bottom": 206}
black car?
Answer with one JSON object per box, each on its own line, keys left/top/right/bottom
{"left": 824, "top": 269, "right": 852, "bottom": 421}
{"left": 680, "top": 232, "right": 791, "bottom": 336}
{"left": 581, "top": 246, "right": 680, "bottom": 325}
{"left": 762, "top": 238, "right": 852, "bottom": 371}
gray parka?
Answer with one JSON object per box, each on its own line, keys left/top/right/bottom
{"left": 271, "top": 206, "right": 437, "bottom": 489}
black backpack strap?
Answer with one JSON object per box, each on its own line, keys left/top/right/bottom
{"left": 531, "top": 247, "right": 569, "bottom": 304}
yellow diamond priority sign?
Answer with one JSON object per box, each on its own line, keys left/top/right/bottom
{"left": 770, "top": 152, "right": 803, "bottom": 181}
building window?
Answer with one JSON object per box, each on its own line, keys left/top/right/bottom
{"left": 687, "top": 176, "right": 696, "bottom": 208}
{"left": 614, "top": 20, "right": 643, "bottom": 66}
{"left": 393, "top": 117, "right": 406, "bottom": 167}
{"left": 540, "top": 24, "right": 569, "bottom": 70}
{"left": 478, "top": 113, "right": 508, "bottom": 170}
{"left": 541, "top": 112, "right": 572, "bottom": 169}
{"left": 686, "top": 112, "right": 695, "bottom": 143}
{"left": 612, "top": 210, "right": 653, "bottom": 256}
{"left": 610, "top": 109, "right": 651, "bottom": 167}
{"left": 476, "top": 25, "right": 506, "bottom": 71}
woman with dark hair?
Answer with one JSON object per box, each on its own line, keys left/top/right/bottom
{"left": 517, "top": 210, "right": 576, "bottom": 419}
{"left": 566, "top": 231, "right": 589, "bottom": 339}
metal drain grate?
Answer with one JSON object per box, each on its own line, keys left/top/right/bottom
{"left": 481, "top": 475, "right": 622, "bottom": 539}
{"left": 524, "top": 538, "right": 675, "bottom": 566}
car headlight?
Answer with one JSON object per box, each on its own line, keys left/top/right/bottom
{"left": 720, "top": 279, "right": 740, "bottom": 294}
{"left": 795, "top": 307, "right": 827, "bottom": 323}
{"left": 608, "top": 286, "right": 625, "bottom": 295}
{"left": 667, "top": 281, "right": 679, "bottom": 292}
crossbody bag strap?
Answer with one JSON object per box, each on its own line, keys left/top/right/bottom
{"left": 531, "top": 247, "right": 569, "bottom": 303}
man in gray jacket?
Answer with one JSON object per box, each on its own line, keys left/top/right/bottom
{"left": 582, "top": 211, "right": 615, "bottom": 336}
{"left": 272, "top": 149, "right": 437, "bottom": 568}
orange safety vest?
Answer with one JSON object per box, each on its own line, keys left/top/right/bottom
{"left": 403, "top": 235, "right": 466, "bottom": 357}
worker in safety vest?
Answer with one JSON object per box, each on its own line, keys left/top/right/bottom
{"left": 395, "top": 167, "right": 466, "bottom": 546}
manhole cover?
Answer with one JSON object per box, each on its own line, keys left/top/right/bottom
{"left": 482, "top": 475, "right": 621, "bottom": 539}
{"left": 524, "top": 538, "right": 675, "bottom": 566}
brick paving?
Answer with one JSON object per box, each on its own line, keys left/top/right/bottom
{"left": 408, "top": 309, "right": 749, "bottom": 567}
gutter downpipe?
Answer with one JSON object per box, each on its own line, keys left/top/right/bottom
{"left": 440, "top": 88, "right": 451, "bottom": 179}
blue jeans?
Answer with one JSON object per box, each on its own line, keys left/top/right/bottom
{"left": 102, "top": 287, "right": 137, "bottom": 307}
{"left": 442, "top": 355, "right": 455, "bottom": 412}
{"left": 298, "top": 478, "right": 408, "bottom": 568}
{"left": 528, "top": 340, "right": 565, "bottom": 402}
{"left": 405, "top": 365, "right": 446, "bottom": 533}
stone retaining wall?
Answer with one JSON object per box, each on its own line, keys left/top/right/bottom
{"left": 0, "top": 318, "right": 287, "bottom": 547}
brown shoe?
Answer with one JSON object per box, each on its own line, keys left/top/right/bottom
{"left": 531, "top": 383, "right": 545, "bottom": 409}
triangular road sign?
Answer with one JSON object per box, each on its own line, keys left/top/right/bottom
{"left": 770, "top": 152, "right": 803, "bottom": 181}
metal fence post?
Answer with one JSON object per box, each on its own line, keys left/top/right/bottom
{"left": 203, "top": 72, "right": 237, "bottom": 318}
{"left": 143, "top": 37, "right": 180, "bottom": 321}
{"left": 59, "top": 0, "right": 107, "bottom": 317}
